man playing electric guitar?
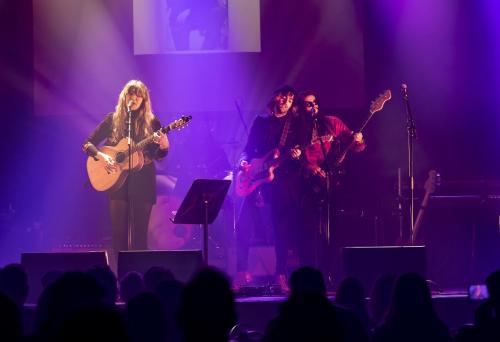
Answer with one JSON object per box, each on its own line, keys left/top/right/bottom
{"left": 234, "top": 86, "right": 301, "bottom": 292}
{"left": 296, "top": 90, "right": 366, "bottom": 278}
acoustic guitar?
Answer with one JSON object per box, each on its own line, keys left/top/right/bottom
{"left": 86, "top": 115, "right": 191, "bottom": 192}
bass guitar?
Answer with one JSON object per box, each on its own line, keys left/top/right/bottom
{"left": 303, "top": 90, "right": 392, "bottom": 190}
{"left": 86, "top": 115, "right": 191, "bottom": 192}
{"left": 330, "top": 89, "right": 392, "bottom": 169}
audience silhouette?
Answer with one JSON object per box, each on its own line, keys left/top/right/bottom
{"left": 0, "top": 291, "right": 22, "bottom": 341}
{"left": 0, "top": 261, "right": 496, "bottom": 341}
{"left": 87, "top": 265, "right": 118, "bottom": 307}
{"left": 55, "top": 305, "right": 128, "bottom": 341}
{"left": 0, "top": 263, "right": 34, "bottom": 336}
{"left": 119, "top": 271, "right": 145, "bottom": 304}
{"left": 372, "top": 272, "right": 451, "bottom": 342}
{"left": 263, "top": 267, "right": 369, "bottom": 342}
{"left": 178, "top": 267, "right": 237, "bottom": 342}
{"left": 156, "top": 278, "right": 184, "bottom": 342}
{"left": 336, "top": 276, "right": 373, "bottom": 333}
{"left": 124, "top": 292, "right": 168, "bottom": 342}
{"left": 369, "top": 273, "right": 396, "bottom": 327}
{"left": 33, "top": 271, "right": 106, "bottom": 341}
{"left": 144, "top": 266, "right": 175, "bottom": 292}
{"left": 474, "top": 269, "right": 500, "bottom": 341}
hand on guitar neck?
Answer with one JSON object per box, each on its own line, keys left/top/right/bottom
{"left": 353, "top": 132, "right": 363, "bottom": 144}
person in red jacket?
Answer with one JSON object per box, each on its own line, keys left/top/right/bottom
{"left": 296, "top": 90, "right": 365, "bottom": 279}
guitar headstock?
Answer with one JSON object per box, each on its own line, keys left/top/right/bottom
{"left": 369, "top": 89, "right": 392, "bottom": 114}
{"left": 163, "top": 115, "right": 192, "bottom": 133}
{"left": 424, "top": 169, "right": 440, "bottom": 194}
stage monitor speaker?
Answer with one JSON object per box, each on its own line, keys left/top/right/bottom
{"left": 117, "top": 250, "right": 203, "bottom": 282}
{"left": 342, "top": 246, "right": 427, "bottom": 293}
{"left": 21, "top": 251, "right": 108, "bottom": 304}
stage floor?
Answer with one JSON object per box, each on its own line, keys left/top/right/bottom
{"left": 235, "top": 291, "right": 479, "bottom": 334}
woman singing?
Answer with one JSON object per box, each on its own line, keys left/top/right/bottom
{"left": 82, "top": 80, "right": 169, "bottom": 270}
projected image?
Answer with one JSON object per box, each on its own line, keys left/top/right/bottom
{"left": 168, "top": 0, "right": 228, "bottom": 50}
{"left": 134, "top": 0, "right": 261, "bottom": 53}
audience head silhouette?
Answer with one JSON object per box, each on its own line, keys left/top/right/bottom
{"left": 0, "top": 263, "right": 29, "bottom": 306}
{"left": 178, "top": 267, "right": 237, "bottom": 342}
{"left": 119, "top": 271, "right": 145, "bottom": 303}
{"left": 144, "top": 266, "right": 175, "bottom": 292}
{"left": 289, "top": 266, "right": 326, "bottom": 297}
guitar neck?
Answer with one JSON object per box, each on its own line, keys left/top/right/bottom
{"left": 133, "top": 126, "right": 171, "bottom": 153}
{"left": 412, "top": 192, "right": 431, "bottom": 243}
{"left": 332, "top": 89, "right": 390, "bottom": 164}
{"left": 358, "top": 108, "right": 378, "bottom": 134}
{"left": 133, "top": 135, "right": 155, "bottom": 153}
{"left": 331, "top": 109, "right": 376, "bottom": 167}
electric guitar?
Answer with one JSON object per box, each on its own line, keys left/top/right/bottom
{"left": 86, "top": 115, "right": 191, "bottom": 192}
{"left": 411, "top": 169, "right": 440, "bottom": 244}
{"left": 234, "top": 135, "right": 333, "bottom": 197}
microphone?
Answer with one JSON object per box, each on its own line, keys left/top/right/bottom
{"left": 126, "top": 100, "right": 133, "bottom": 114}
{"left": 306, "top": 101, "right": 317, "bottom": 115}
{"left": 401, "top": 83, "right": 408, "bottom": 100}
{"left": 126, "top": 100, "right": 133, "bottom": 144}
{"left": 401, "top": 82, "right": 416, "bottom": 138}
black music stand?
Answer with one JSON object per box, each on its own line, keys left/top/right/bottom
{"left": 172, "top": 179, "right": 231, "bottom": 264}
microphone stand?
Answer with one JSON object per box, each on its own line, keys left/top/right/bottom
{"left": 314, "top": 112, "right": 333, "bottom": 285}
{"left": 233, "top": 100, "right": 249, "bottom": 243}
{"left": 397, "top": 167, "right": 404, "bottom": 244}
{"left": 126, "top": 105, "right": 133, "bottom": 250}
{"left": 402, "top": 83, "right": 417, "bottom": 245}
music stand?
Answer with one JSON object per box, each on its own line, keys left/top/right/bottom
{"left": 172, "top": 179, "right": 231, "bottom": 264}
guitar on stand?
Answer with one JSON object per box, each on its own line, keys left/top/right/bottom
{"left": 86, "top": 115, "right": 192, "bottom": 192}
{"left": 411, "top": 169, "right": 440, "bottom": 244}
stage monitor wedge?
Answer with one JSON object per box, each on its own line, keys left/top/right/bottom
{"left": 117, "top": 250, "right": 203, "bottom": 282}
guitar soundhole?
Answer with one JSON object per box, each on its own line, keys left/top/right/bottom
{"left": 115, "top": 152, "right": 125, "bottom": 163}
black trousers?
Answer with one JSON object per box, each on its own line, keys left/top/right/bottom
{"left": 298, "top": 180, "right": 334, "bottom": 278}
{"left": 109, "top": 199, "right": 153, "bottom": 262}
{"left": 236, "top": 191, "right": 270, "bottom": 272}
{"left": 236, "top": 174, "right": 300, "bottom": 276}
{"left": 269, "top": 195, "right": 299, "bottom": 275}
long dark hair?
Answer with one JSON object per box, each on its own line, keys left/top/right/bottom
{"left": 110, "top": 80, "right": 155, "bottom": 143}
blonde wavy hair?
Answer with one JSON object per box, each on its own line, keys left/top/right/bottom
{"left": 110, "top": 80, "right": 155, "bottom": 144}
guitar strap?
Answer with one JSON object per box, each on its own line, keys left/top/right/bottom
{"left": 311, "top": 118, "right": 319, "bottom": 144}
{"left": 278, "top": 115, "right": 292, "bottom": 149}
